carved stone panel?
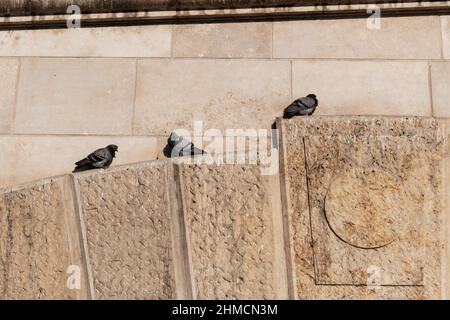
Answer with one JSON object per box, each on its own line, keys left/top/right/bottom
{"left": 74, "top": 161, "right": 178, "bottom": 300}
{"left": 0, "top": 177, "right": 87, "bottom": 299}
{"left": 178, "top": 164, "right": 284, "bottom": 299}
{"left": 278, "top": 116, "right": 447, "bottom": 299}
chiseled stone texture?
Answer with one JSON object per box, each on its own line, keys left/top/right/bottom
{"left": 173, "top": 22, "right": 271, "bottom": 58}
{"left": 0, "top": 177, "right": 84, "bottom": 299}
{"left": 0, "top": 59, "right": 19, "bottom": 133}
{"left": 274, "top": 16, "right": 442, "bottom": 59}
{"left": 134, "top": 59, "right": 291, "bottom": 135}
{"left": 430, "top": 62, "right": 450, "bottom": 118}
{"left": 292, "top": 60, "right": 431, "bottom": 117}
{"left": 278, "top": 116, "right": 447, "bottom": 299}
{"left": 0, "top": 26, "right": 172, "bottom": 57}
{"left": 74, "top": 161, "right": 176, "bottom": 299}
{"left": 0, "top": 135, "right": 159, "bottom": 189}
{"left": 178, "top": 164, "right": 276, "bottom": 299}
{"left": 14, "top": 58, "right": 136, "bottom": 135}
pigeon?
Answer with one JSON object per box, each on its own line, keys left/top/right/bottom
{"left": 283, "top": 94, "right": 318, "bottom": 119}
{"left": 166, "top": 132, "right": 206, "bottom": 158}
{"left": 73, "top": 144, "right": 118, "bottom": 172}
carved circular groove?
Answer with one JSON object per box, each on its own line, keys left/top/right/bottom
{"left": 323, "top": 167, "right": 398, "bottom": 249}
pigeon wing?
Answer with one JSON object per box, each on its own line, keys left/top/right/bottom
{"left": 283, "top": 103, "right": 299, "bottom": 119}
{"left": 298, "top": 96, "right": 317, "bottom": 109}
{"left": 87, "top": 148, "right": 109, "bottom": 163}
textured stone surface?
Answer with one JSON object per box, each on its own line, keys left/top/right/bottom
{"left": 292, "top": 61, "right": 431, "bottom": 117}
{"left": 0, "top": 59, "right": 19, "bottom": 133}
{"left": 0, "top": 177, "right": 86, "bottom": 299}
{"left": 274, "top": 16, "right": 442, "bottom": 59}
{"left": 178, "top": 163, "right": 280, "bottom": 299}
{"left": 74, "top": 161, "right": 177, "bottom": 299}
{"left": 0, "top": 135, "right": 159, "bottom": 189}
{"left": 0, "top": 26, "right": 172, "bottom": 57}
{"left": 14, "top": 58, "right": 136, "bottom": 135}
{"left": 430, "top": 62, "right": 450, "bottom": 118}
{"left": 173, "top": 22, "right": 271, "bottom": 58}
{"left": 278, "top": 116, "right": 447, "bottom": 299}
{"left": 134, "top": 59, "right": 290, "bottom": 135}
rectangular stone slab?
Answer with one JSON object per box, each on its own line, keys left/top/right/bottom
{"left": 278, "top": 116, "right": 447, "bottom": 299}
{"left": 74, "top": 161, "right": 181, "bottom": 300}
{"left": 0, "top": 176, "right": 87, "bottom": 299}
{"left": 178, "top": 163, "right": 287, "bottom": 299}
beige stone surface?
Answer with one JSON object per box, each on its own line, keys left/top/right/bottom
{"left": 74, "top": 161, "right": 177, "bottom": 299}
{"left": 178, "top": 163, "right": 283, "bottom": 299}
{"left": 278, "top": 116, "right": 447, "bottom": 299}
{"left": 0, "top": 26, "right": 172, "bottom": 57}
{"left": 14, "top": 58, "right": 136, "bottom": 135}
{"left": 134, "top": 59, "right": 291, "bottom": 135}
{"left": 0, "top": 176, "right": 87, "bottom": 299}
{"left": 292, "top": 60, "right": 431, "bottom": 117}
{"left": 431, "top": 62, "right": 450, "bottom": 118}
{"left": 0, "top": 135, "right": 159, "bottom": 189}
{"left": 274, "top": 16, "right": 442, "bottom": 59}
{"left": 173, "top": 22, "right": 271, "bottom": 58}
{"left": 442, "top": 16, "right": 450, "bottom": 60}
{"left": 0, "top": 59, "right": 19, "bottom": 133}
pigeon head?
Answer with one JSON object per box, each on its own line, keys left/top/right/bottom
{"left": 106, "top": 144, "right": 119, "bottom": 156}
{"left": 168, "top": 132, "right": 182, "bottom": 147}
{"left": 307, "top": 94, "right": 317, "bottom": 100}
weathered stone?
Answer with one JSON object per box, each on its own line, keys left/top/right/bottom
{"left": 274, "top": 16, "right": 442, "bottom": 59}
{"left": 14, "top": 58, "right": 136, "bottom": 135}
{"left": 178, "top": 163, "right": 287, "bottom": 299}
{"left": 0, "top": 176, "right": 88, "bottom": 299}
{"left": 74, "top": 161, "right": 182, "bottom": 299}
{"left": 430, "top": 62, "right": 450, "bottom": 118}
{"left": 292, "top": 60, "right": 431, "bottom": 117}
{"left": 278, "top": 116, "right": 447, "bottom": 299}
{"left": 0, "top": 26, "right": 172, "bottom": 58}
{"left": 0, "top": 135, "right": 160, "bottom": 189}
{"left": 134, "top": 59, "right": 290, "bottom": 135}
{"left": 173, "top": 22, "right": 271, "bottom": 58}
{"left": 0, "top": 59, "right": 19, "bottom": 133}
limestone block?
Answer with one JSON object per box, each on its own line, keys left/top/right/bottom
{"left": 292, "top": 60, "right": 431, "bottom": 117}
{"left": 430, "top": 62, "right": 450, "bottom": 118}
{"left": 442, "top": 16, "right": 450, "bottom": 60}
{"left": 278, "top": 116, "right": 448, "bottom": 299}
{"left": 173, "top": 22, "right": 271, "bottom": 58}
{"left": 0, "top": 176, "right": 88, "bottom": 299}
{"left": 0, "top": 135, "right": 159, "bottom": 189}
{"left": 274, "top": 16, "right": 442, "bottom": 59}
{"left": 178, "top": 163, "right": 287, "bottom": 299}
{"left": 0, "top": 26, "right": 172, "bottom": 58}
{"left": 0, "top": 58, "right": 19, "bottom": 133}
{"left": 134, "top": 59, "right": 291, "bottom": 135}
{"left": 14, "top": 58, "right": 136, "bottom": 135}
{"left": 74, "top": 161, "right": 183, "bottom": 299}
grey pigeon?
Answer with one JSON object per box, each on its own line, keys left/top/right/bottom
{"left": 167, "top": 132, "right": 206, "bottom": 158}
{"left": 283, "top": 94, "right": 318, "bottom": 119}
{"left": 73, "top": 144, "right": 118, "bottom": 172}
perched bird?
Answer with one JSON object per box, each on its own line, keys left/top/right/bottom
{"left": 283, "top": 94, "right": 318, "bottom": 119}
{"left": 73, "top": 144, "right": 118, "bottom": 172}
{"left": 166, "top": 132, "right": 206, "bottom": 158}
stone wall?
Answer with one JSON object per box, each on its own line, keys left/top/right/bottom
{"left": 0, "top": 14, "right": 450, "bottom": 188}
{"left": 0, "top": 116, "right": 448, "bottom": 299}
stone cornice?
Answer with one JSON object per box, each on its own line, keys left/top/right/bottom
{"left": 0, "top": 1, "right": 449, "bottom": 29}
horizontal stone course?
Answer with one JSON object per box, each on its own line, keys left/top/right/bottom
{"left": 173, "top": 22, "right": 271, "bottom": 58}
{"left": 14, "top": 58, "right": 136, "bottom": 135}
{"left": 134, "top": 58, "right": 291, "bottom": 135}
{"left": 0, "top": 59, "right": 19, "bottom": 134}
{"left": 273, "top": 16, "right": 442, "bottom": 59}
{"left": 292, "top": 60, "right": 431, "bottom": 117}
{"left": 0, "top": 26, "right": 172, "bottom": 58}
